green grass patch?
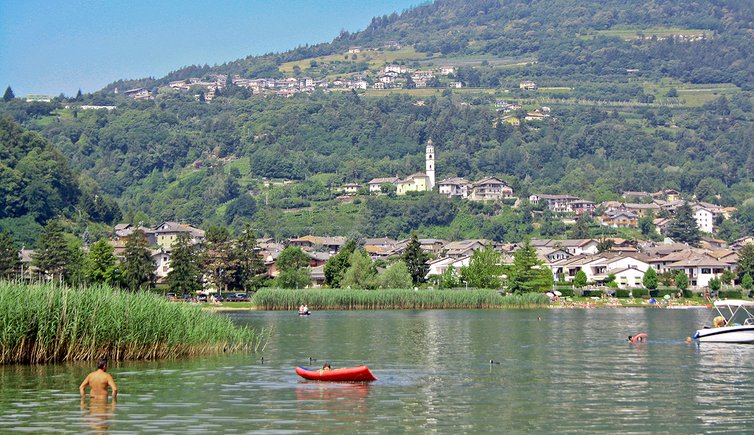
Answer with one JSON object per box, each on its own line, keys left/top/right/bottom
{"left": 224, "top": 156, "right": 250, "bottom": 175}
{"left": 0, "top": 281, "right": 267, "bottom": 364}
{"left": 252, "top": 288, "right": 549, "bottom": 310}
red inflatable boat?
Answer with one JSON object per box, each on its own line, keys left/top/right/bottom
{"left": 296, "top": 365, "right": 377, "bottom": 382}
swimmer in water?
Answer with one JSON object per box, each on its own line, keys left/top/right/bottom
{"left": 80, "top": 358, "right": 117, "bottom": 399}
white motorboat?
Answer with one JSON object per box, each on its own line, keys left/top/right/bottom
{"left": 693, "top": 299, "right": 754, "bottom": 344}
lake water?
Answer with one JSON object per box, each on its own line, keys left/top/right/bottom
{"left": 1, "top": 308, "right": 754, "bottom": 433}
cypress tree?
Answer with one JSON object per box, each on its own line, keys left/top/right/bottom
{"left": 0, "top": 230, "right": 19, "bottom": 278}
{"left": 402, "top": 233, "right": 429, "bottom": 286}
{"left": 32, "top": 220, "right": 71, "bottom": 282}
{"left": 234, "top": 224, "right": 266, "bottom": 291}
{"left": 122, "top": 229, "right": 155, "bottom": 291}
{"left": 3, "top": 86, "right": 14, "bottom": 101}
{"left": 168, "top": 232, "right": 203, "bottom": 294}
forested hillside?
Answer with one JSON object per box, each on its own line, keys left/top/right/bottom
{"left": 1, "top": 0, "right": 754, "bottom": 244}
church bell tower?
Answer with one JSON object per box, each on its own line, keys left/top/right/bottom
{"left": 425, "top": 138, "right": 435, "bottom": 190}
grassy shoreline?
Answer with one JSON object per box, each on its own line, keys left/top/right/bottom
{"left": 204, "top": 291, "right": 717, "bottom": 311}
{"left": 0, "top": 282, "right": 266, "bottom": 364}
{"left": 251, "top": 288, "right": 549, "bottom": 310}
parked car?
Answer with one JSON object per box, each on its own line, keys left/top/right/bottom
{"left": 224, "top": 293, "right": 250, "bottom": 302}
{"left": 196, "top": 293, "right": 208, "bottom": 303}
{"left": 166, "top": 292, "right": 177, "bottom": 301}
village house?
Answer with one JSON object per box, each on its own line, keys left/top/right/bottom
{"left": 652, "top": 189, "right": 681, "bottom": 202}
{"left": 571, "top": 200, "right": 596, "bottom": 215}
{"left": 439, "top": 66, "right": 456, "bottom": 75}
{"left": 384, "top": 64, "right": 408, "bottom": 74}
{"left": 519, "top": 81, "right": 537, "bottom": 90}
{"left": 438, "top": 177, "right": 471, "bottom": 198}
{"left": 731, "top": 236, "right": 754, "bottom": 250}
{"left": 524, "top": 110, "right": 548, "bottom": 121}
{"left": 622, "top": 191, "right": 652, "bottom": 201}
{"left": 396, "top": 173, "right": 431, "bottom": 195}
{"left": 443, "top": 239, "right": 490, "bottom": 258}
{"left": 531, "top": 239, "right": 599, "bottom": 256}
{"left": 364, "top": 237, "right": 400, "bottom": 258}
{"left": 425, "top": 255, "right": 471, "bottom": 280}
{"left": 341, "top": 183, "right": 362, "bottom": 195}
{"left": 124, "top": 88, "right": 153, "bottom": 100}
{"left": 288, "top": 235, "right": 347, "bottom": 253}
{"left": 151, "top": 221, "right": 206, "bottom": 251}
{"left": 661, "top": 253, "right": 734, "bottom": 288}
{"left": 529, "top": 194, "right": 583, "bottom": 214}
{"left": 599, "top": 209, "right": 639, "bottom": 228}
{"left": 469, "top": 177, "right": 513, "bottom": 202}
{"left": 368, "top": 177, "right": 400, "bottom": 194}
{"left": 536, "top": 247, "right": 572, "bottom": 263}
{"left": 548, "top": 252, "right": 649, "bottom": 288}
{"left": 693, "top": 204, "right": 716, "bottom": 233}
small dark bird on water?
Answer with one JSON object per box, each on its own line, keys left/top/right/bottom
{"left": 489, "top": 360, "right": 500, "bottom": 365}
{"left": 309, "top": 357, "right": 317, "bottom": 362}
{"left": 260, "top": 357, "right": 265, "bottom": 363}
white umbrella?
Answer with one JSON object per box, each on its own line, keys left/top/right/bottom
{"left": 554, "top": 290, "right": 562, "bottom": 296}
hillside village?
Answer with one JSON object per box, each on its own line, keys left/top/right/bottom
{"left": 14, "top": 217, "right": 753, "bottom": 294}
{"left": 114, "top": 45, "right": 546, "bottom": 108}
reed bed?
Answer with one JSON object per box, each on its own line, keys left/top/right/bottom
{"left": 0, "top": 281, "right": 266, "bottom": 364}
{"left": 253, "top": 288, "right": 550, "bottom": 310}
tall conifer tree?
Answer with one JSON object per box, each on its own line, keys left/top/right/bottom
{"left": 0, "top": 230, "right": 19, "bottom": 278}
{"left": 666, "top": 202, "right": 701, "bottom": 246}
{"left": 168, "top": 232, "right": 203, "bottom": 294}
{"left": 402, "top": 233, "right": 429, "bottom": 286}
{"left": 122, "top": 229, "right": 155, "bottom": 291}
{"left": 32, "top": 220, "right": 71, "bottom": 282}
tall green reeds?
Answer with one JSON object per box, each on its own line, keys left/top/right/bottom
{"left": 253, "top": 288, "right": 549, "bottom": 310}
{"left": 0, "top": 281, "right": 266, "bottom": 364}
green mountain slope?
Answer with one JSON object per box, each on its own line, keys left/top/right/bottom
{"left": 2, "top": 0, "right": 754, "bottom": 243}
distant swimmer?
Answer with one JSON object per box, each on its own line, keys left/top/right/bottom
{"left": 80, "top": 358, "right": 117, "bottom": 399}
{"left": 628, "top": 333, "right": 648, "bottom": 343}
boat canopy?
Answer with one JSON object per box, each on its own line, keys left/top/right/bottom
{"left": 713, "top": 299, "right": 754, "bottom": 308}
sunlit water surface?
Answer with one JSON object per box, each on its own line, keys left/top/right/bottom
{"left": 1, "top": 308, "right": 753, "bottom": 433}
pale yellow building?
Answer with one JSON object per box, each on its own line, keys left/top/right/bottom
{"left": 396, "top": 173, "right": 431, "bottom": 195}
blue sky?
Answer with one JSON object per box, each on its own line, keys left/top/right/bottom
{"left": 0, "top": 0, "right": 421, "bottom": 97}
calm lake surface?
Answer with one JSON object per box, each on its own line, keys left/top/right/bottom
{"left": 2, "top": 308, "right": 754, "bottom": 433}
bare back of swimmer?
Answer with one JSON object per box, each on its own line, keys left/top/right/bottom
{"left": 80, "top": 358, "right": 117, "bottom": 399}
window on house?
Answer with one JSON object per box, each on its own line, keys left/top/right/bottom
{"left": 701, "top": 268, "right": 711, "bottom": 274}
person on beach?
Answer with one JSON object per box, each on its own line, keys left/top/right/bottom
{"left": 80, "top": 358, "right": 117, "bottom": 399}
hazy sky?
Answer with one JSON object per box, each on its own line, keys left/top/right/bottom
{"left": 0, "top": 0, "right": 421, "bottom": 97}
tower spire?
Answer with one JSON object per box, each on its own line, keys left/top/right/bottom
{"left": 425, "top": 138, "right": 435, "bottom": 190}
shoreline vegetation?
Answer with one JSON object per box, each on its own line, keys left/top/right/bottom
{"left": 209, "top": 288, "right": 723, "bottom": 311}
{"left": 0, "top": 282, "right": 266, "bottom": 364}
{"left": 252, "top": 288, "right": 550, "bottom": 310}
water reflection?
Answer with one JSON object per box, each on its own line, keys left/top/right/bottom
{"left": 80, "top": 396, "right": 116, "bottom": 434}
{"left": 1, "top": 309, "right": 753, "bottom": 433}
